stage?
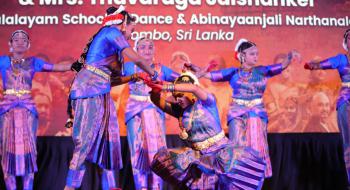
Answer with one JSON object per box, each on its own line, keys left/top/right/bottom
{"left": 0, "top": 133, "right": 347, "bottom": 190}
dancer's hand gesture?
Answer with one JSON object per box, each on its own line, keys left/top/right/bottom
{"left": 144, "top": 80, "right": 163, "bottom": 94}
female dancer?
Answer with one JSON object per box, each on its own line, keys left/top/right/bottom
{"left": 65, "top": 6, "right": 157, "bottom": 190}
{"left": 198, "top": 39, "right": 292, "bottom": 177}
{"left": 304, "top": 29, "right": 350, "bottom": 183}
{"left": 119, "top": 37, "right": 179, "bottom": 190}
{"left": 0, "top": 30, "right": 77, "bottom": 190}
{"left": 144, "top": 73, "right": 266, "bottom": 189}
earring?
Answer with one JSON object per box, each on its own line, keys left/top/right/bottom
{"left": 191, "top": 94, "right": 197, "bottom": 103}
{"left": 241, "top": 56, "right": 245, "bottom": 63}
{"left": 8, "top": 42, "right": 13, "bottom": 53}
{"left": 343, "top": 39, "right": 348, "bottom": 51}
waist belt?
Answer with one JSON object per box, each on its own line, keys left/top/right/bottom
{"left": 342, "top": 82, "right": 350, "bottom": 88}
{"left": 192, "top": 130, "right": 225, "bottom": 151}
{"left": 85, "top": 65, "right": 110, "bottom": 81}
{"left": 129, "top": 94, "right": 151, "bottom": 102}
{"left": 4, "top": 89, "right": 31, "bottom": 97}
{"left": 232, "top": 98, "right": 262, "bottom": 107}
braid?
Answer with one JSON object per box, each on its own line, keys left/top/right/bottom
{"left": 73, "top": 26, "right": 107, "bottom": 67}
{"left": 67, "top": 97, "right": 74, "bottom": 119}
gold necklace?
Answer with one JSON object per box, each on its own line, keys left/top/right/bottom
{"left": 238, "top": 68, "right": 253, "bottom": 82}
{"left": 179, "top": 104, "right": 196, "bottom": 140}
{"left": 10, "top": 57, "right": 25, "bottom": 76}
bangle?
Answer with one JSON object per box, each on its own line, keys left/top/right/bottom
{"left": 170, "top": 84, "right": 175, "bottom": 92}
{"left": 131, "top": 74, "right": 137, "bottom": 81}
{"left": 310, "top": 62, "right": 320, "bottom": 70}
{"left": 151, "top": 71, "right": 158, "bottom": 81}
{"left": 161, "top": 85, "right": 167, "bottom": 91}
{"left": 162, "top": 84, "right": 175, "bottom": 92}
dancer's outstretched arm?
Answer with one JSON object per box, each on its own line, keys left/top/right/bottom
{"left": 304, "top": 54, "right": 348, "bottom": 70}
{"left": 122, "top": 48, "right": 157, "bottom": 79}
{"left": 110, "top": 72, "right": 149, "bottom": 86}
{"left": 52, "top": 63, "right": 73, "bottom": 72}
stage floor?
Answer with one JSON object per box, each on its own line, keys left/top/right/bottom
{"left": 0, "top": 133, "right": 347, "bottom": 190}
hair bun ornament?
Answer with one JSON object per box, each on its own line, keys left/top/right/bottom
{"left": 234, "top": 38, "right": 248, "bottom": 52}
{"left": 180, "top": 71, "right": 200, "bottom": 85}
{"left": 234, "top": 51, "right": 239, "bottom": 61}
{"left": 102, "top": 5, "right": 126, "bottom": 26}
{"left": 111, "top": 5, "right": 126, "bottom": 15}
{"left": 234, "top": 38, "right": 248, "bottom": 62}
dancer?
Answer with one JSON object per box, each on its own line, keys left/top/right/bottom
{"left": 304, "top": 28, "right": 350, "bottom": 183}
{"left": 144, "top": 73, "right": 266, "bottom": 189}
{"left": 197, "top": 39, "right": 292, "bottom": 177}
{"left": 118, "top": 37, "right": 179, "bottom": 190}
{"left": 65, "top": 6, "right": 157, "bottom": 190}
{"left": 0, "top": 30, "right": 78, "bottom": 190}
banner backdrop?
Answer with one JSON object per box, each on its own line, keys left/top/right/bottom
{"left": 0, "top": 0, "right": 349, "bottom": 136}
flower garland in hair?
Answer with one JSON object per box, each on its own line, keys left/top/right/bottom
{"left": 234, "top": 38, "right": 248, "bottom": 62}
{"left": 102, "top": 5, "right": 126, "bottom": 26}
